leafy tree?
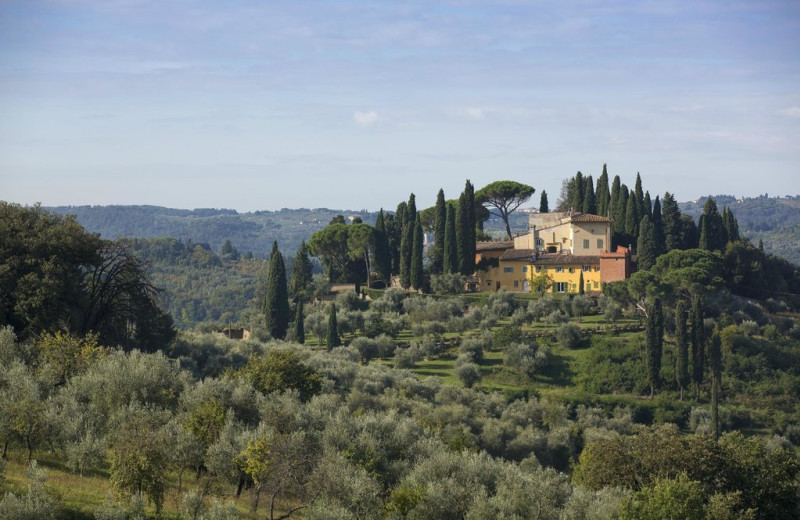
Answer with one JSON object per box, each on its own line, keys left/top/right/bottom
{"left": 346, "top": 222, "right": 373, "bottom": 290}
{"left": 308, "top": 221, "right": 349, "bottom": 283}
{"left": 675, "top": 301, "right": 690, "bottom": 400}
{"left": 637, "top": 216, "right": 657, "bottom": 271}
{"left": 373, "top": 209, "right": 391, "bottom": 286}
{"left": 1, "top": 362, "right": 46, "bottom": 462}
{"left": 539, "top": 190, "right": 549, "bottom": 213}
{"left": 679, "top": 214, "right": 700, "bottom": 249}
{"left": 237, "top": 349, "right": 321, "bottom": 401}
{"left": 475, "top": 180, "right": 535, "bottom": 240}
{"left": 661, "top": 192, "right": 683, "bottom": 252}
{"left": 455, "top": 362, "right": 481, "bottom": 388}
{"left": 289, "top": 241, "right": 314, "bottom": 301}
{"left": 621, "top": 473, "right": 706, "bottom": 520}
{"left": 264, "top": 242, "right": 290, "bottom": 340}
{"left": 443, "top": 204, "right": 459, "bottom": 275}
{"left": 646, "top": 298, "right": 664, "bottom": 398}
{"left": 109, "top": 409, "right": 169, "bottom": 513}
{"left": 326, "top": 303, "right": 340, "bottom": 349}
{"left": 530, "top": 271, "right": 553, "bottom": 297}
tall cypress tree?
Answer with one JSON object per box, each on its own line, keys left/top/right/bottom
{"left": 675, "top": 300, "right": 690, "bottom": 400}
{"left": 293, "top": 300, "right": 305, "bottom": 344}
{"left": 596, "top": 164, "right": 610, "bottom": 216}
{"left": 411, "top": 215, "right": 424, "bottom": 290}
{"left": 432, "top": 189, "right": 447, "bottom": 275}
{"left": 444, "top": 203, "right": 458, "bottom": 274}
{"left": 570, "top": 171, "right": 585, "bottom": 212}
{"left": 578, "top": 270, "right": 585, "bottom": 295}
{"left": 651, "top": 195, "right": 665, "bottom": 256}
{"left": 609, "top": 175, "right": 622, "bottom": 226}
{"left": 373, "top": 209, "right": 391, "bottom": 285}
{"left": 624, "top": 191, "right": 639, "bottom": 241}
{"left": 691, "top": 295, "right": 705, "bottom": 399}
{"left": 661, "top": 192, "right": 682, "bottom": 252}
{"left": 613, "top": 182, "right": 628, "bottom": 235}
{"left": 582, "top": 175, "right": 597, "bottom": 214}
{"left": 392, "top": 202, "right": 406, "bottom": 276}
{"left": 326, "top": 302, "right": 340, "bottom": 349}
{"left": 456, "top": 193, "right": 466, "bottom": 274}
{"left": 643, "top": 191, "right": 652, "bottom": 220}
{"left": 722, "top": 207, "right": 740, "bottom": 243}
{"left": 710, "top": 330, "right": 722, "bottom": 439}
{"left": 646, "top": 298, "right": 664, "bottom": 398}
{"left": 634, "top": 172, "right": 645, "bottom": 221}
{"left": 264, "top": 241, "right": 290, "bottom": 340}
{"left": 289, "top": 240, "right": 313, "bottom": 301}
{"left": 400, "top": 194, "right": 416, "bottom": 289}
{"left": 637, "top": 216, "right": 657, "bottom": 271}
{"left": 539, "top": 190, "right": 549, "bottom": 213}
{"left": 699, "top": 197, "right": 727, "bottom": 251}
{"left": 463, "top": 180, "right": 476, "bottom": 275}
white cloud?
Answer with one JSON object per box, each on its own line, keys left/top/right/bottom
{"left": 353, "top": 110, "right": 379, "bottom": 127}
{"left": 777, "top": 106, "right": 800, "bottom": 118}
{"left": 465, "top": 107, "right": 486, "bottom": 120}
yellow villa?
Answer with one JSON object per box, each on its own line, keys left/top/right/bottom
{"left": 475, "top": 211, "right": 632, "bottom": 294}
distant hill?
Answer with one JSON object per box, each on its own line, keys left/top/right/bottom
{"left": 679, "top": 195, "right": 800, "bottom": 265}
{"left": 46, "top": 195, "right": 800, "bottom": 265}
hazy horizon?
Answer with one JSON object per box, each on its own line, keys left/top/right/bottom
{"left": 2, "top": 1, "right": 798, "bottom": 213}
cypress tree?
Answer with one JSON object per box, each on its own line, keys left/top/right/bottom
{"left": 609, "top": 175, "right": 622, "bottom": 227}
{"left": 646, "top": 298, "right": 664, "bottom": 398}
{"left": 699, "top": 197, "right": 727, "bottom": 251}
{"left": 456, "top": 193, "right": 466, "bottom": 273}
{"left": 570, "top": 171, "right": 585, "bottom": 212}
{"left": 636, "top": 216, "right": 657, "bottom": 271}
{"left": 680, "top": 214, "right": 700, "bottom": 249}
{"left": 675, "top": 301, "right": 690, "bottom": 400}
{"left": 411, "top": 215, "right": 424, "bottom": 290}
{"left": 293, "top": 300, "right": 305, "bottom": 344}
{"left": 392, "top": 202, "right": 406, "bottom": 276}
{"left": 634, "top": 172, "right": 645, "bottom": 221}
{"left": 613, "top": 182, "right": 627, "bottom": 235}
{"left": 722, "top": 207, "right": 740, "bottom": 243}
{"left": 443, "top": 204, "right": 458, "bottom": 274}
{"left": 643, "top": 191, "right": 652, "bottom": 220}
{"left": 578, "top": 270, "right": 585, "bottom": 295}
{"left": 432, "top": 189, "right": 446, "bottom": 274}
{"left": 463, "top": 180, "right": 476, "bottom": 275}
{"left": 596, "top": 164, "right": 610, "bottom": 216}
{"left": 624, "top": 191, "right": 639, "bottom": 241}
{"left": 691, "top": 295, "right": 705, "bottom": 399}
{"left": 582, "top": 175, "right": 597, "bottom": 214}
{"left": 288, "top": 240, "right": 313, "bottom": 301}
{"left": 326, "top": 302, "right": 340, "bottom": 349}
{"left": 651, "top": 195, "right": 665, "bottom": 256}
{"left": 710, "top": 330, "right": 722, "bottom": 439}
{"left": 373, "top": 209, "right": 391, "bottom": 285}
{"left": 400, "top": 194, "right": 416, "bottom": 289}
{"left": 539, "top": 190, "right": 549, "bottom": 213}
{"left": 264, "top": 241, "right": 290, "bottom": 340}
{"left": 661, "top": 192, "right": 682, "bottom": 252}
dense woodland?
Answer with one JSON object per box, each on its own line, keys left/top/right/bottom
{"left": 2, "top": 169, "right": 800, "bottom": 519}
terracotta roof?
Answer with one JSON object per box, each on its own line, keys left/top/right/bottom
{"left": 476, "top": 241, "right": 513, "bottom": 251}
{"left": 569, "top": 212, "right": 612, "bottom": 223}
{"left": 533, "top": 253, "right": 599, "bottom": 265}
{"left": 500, "top": 249, "right": 537, "bottom": 261}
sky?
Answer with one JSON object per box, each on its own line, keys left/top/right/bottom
{"left": 1, "top": 0, "right": 799, "bottom": 212}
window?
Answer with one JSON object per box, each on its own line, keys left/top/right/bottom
{"left": 503, "top": 266, "right": 513, "bottom": 273}
{"left": 594, "top": 266, "right": 600, "bottom": 272}
{"left": 513, "top": 280, "right": 519, "bottom": 288}
{"left": 555, "top": 266, "right": 564, "bottom": 273}
{"left": 522, "top": 266, "right": 528, "bottom": 273}
{"left": 535, "top": 238, "right": 544, "bottom": 248}
{"left": 597, "top": 239, "right": 604, "bottom": 249}
{"left": 594, "top": 281, "right": 600, "bottom": 288}
{"left": 583, "top": 265, "right": 591, "bottom": 271}
{"left": 568, "top": 267, "right": 574, "bottom": 273}
{"left": 554, "top": 282, "right": 567, "bottom": 293}
{"left": 583, "top": 239, "right": 590, "bottom": 249}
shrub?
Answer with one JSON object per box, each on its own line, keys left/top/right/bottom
{"left": 557, "top": 323, "right": 583, "bottom": 349}
{"left": 547, "top": 310, "right": 570, "bottom": 324}
{"left": 430, "top": 273, "right": 466, "bottom": 294}
{"left": 455, "top": 363, "right": 482, "bottom": 388}
{"left": 459, "top": 338, "right": 485, "bottom": 364}
{"left": 350, "top": 337, "right": 379, "bottom": 365}
{"left": 505, "top": 341, "right": 548, "bottom": 379}
{"left": 394, "top": 347, "right": 418, "bottom": 369}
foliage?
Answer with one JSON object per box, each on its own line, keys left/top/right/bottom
{"left": 236, "top": 348, "right": 322, "bottom": 402}
{"left": 475, "top": 180, "right": 535, "bottom": 240}
{"left": 264, "top": 242, "right": 291, "bottom": 340}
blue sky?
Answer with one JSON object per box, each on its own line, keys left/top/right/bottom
{"left": 1, "top": 0, "right": 798, "bottom": 212}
